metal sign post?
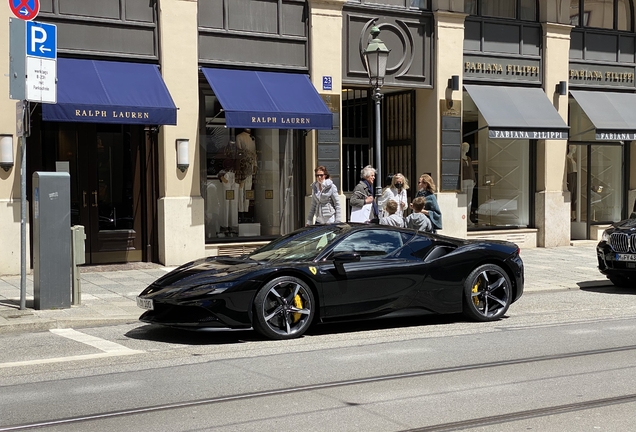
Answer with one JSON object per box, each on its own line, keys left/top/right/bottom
{"left": 19, "top": 106, "right": 27, "bottom": 310}
{"left": 9, "top": 4, "right": 56, "bottom": 309}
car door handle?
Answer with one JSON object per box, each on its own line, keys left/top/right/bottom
{"left": 92, "top": 191, "right": 98, "bottom": 207}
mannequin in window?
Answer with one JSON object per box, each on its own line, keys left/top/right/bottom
{"left": 462, "top": 142, "right": 476, "bottom": 225}
{"left": 235, "top": 128, "right": 257, "bottom": 215}
{"left": 567, "top": 145, "right": 577, "bottom": 219}
{"left": 205, "top": 174, "right": 221, "bottom": 239}
{"left": 219, "top": 170, "right": 239, "bottom": 236}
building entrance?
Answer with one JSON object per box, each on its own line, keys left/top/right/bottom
{"left": 55, "top": 123, "right": 149, "bottom": 264}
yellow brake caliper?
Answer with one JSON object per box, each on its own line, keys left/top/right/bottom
{"left": 292, "top": 294, "right": 303, "bottom": 323}
{"left": 472, "top": 279, "right": 481, "bottom": 306}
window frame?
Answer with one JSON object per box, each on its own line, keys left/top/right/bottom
{"left": 465, "top": 0, "right": 539, "bottom": 21}
{"left": 570, "top": 0, "right": 634, "bottom": 32}
{"left": 331, "top": 229, "right": 406, "bottom": 260}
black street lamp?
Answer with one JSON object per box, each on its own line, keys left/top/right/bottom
{"left": 363, "top": 25, "right": 390, "bottom": 198}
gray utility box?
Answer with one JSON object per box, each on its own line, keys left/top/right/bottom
{"left": 33, "top": 172, "right": 71, "bottom": 310}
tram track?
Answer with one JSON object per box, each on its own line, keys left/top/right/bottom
{"left": 3, "top": 343, "right": 636, "bottom": 431}
{"left": 406, "top": 393, "right": 636, "bottom": 431}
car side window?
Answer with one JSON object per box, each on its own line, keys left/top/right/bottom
{"left": 332, "top": 230, "right": 404, "bottom": 259}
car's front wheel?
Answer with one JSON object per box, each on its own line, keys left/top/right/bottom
{"left": 463, "top": 264, "right": 512, "bottom": 322}
{"left": 253, "top": 276, "right": 315, "bottom": 340}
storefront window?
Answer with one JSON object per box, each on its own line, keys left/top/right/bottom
{"left": 473, "top": 139, "right": 531, "bottom": 228}
{"left": 202, "top": 125, "right": 301, "bottom": 241}
{"left": 571, "top": 144, "right": 623, "bottom": 224}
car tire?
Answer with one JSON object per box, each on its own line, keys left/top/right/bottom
{"left": 608, "top": 275, "right": 632, "bottom": 288}
{"left": 463, "top": 264, "right": 512, "bottom": 322}
{"left": 253, "top": 276, "right": 315, "bottom": 340}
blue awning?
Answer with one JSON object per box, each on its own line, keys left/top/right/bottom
{"left": 202, "top": 68, "right": 333, "bottom": 130}
{"left": 42, "top": 59, "right": 177, "bottom": 125}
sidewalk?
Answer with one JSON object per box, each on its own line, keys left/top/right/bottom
{"left": 0, "top": 242, "right": 608, "bottom": 334}
{"left": 0, "top": 263, "right": 174, "bottom": 334}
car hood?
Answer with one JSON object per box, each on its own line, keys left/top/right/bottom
{"left": 151, "top": 256, "right": 261, "bottom": 289}
{"left": 610, "top": 217, "right": 636, "bottom": 232}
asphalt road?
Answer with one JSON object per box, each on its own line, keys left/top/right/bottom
{"left": 1, "top": 281, "right": 635, "bottom": 432}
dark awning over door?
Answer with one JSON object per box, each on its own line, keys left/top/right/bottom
{"left": 202, "top": 68, "right": 333, "bottom": 130}
{"left": 42, "top": 59, "right": 177, "bottom": 125}
{"left": 570, "top": 90, "right": 636, "bottom": 141}
{"left": 464, "top": 85, "right": 569, "bottom": 140}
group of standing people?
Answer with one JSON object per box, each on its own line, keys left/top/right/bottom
{"left": 307, "top": 164, "right": 442, "bottom": 233}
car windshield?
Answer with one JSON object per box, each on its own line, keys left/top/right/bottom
{"left": 249, "top": 225, "right": 346, "bottom": 263}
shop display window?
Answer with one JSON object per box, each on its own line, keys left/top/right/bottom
{"left": 570, "top": 144, "right": 623, "bottom": 225}
{"left": 201, "top": 126, "right": 300, "bottom": 241}
{"left": 463, "top": 137, "right": 531, "bottom": 228}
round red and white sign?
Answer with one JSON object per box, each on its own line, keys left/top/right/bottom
{"left": 9, "top": 0, "right": 40, "bottom": 21}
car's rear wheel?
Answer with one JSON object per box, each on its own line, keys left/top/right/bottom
{"left": 609, "top": 275, "right": 632, "bottom": 288}
{"left": 463, "top": 264, "right": 512, "bottom": 322}
{"left": 253, "top": 276, "right": 315, "bottom": 340}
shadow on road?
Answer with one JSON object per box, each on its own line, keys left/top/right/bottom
{"left": 125, "top": 324, "right": 259, "bottom": 345}
{"left": 125, "top": 313, "right": 480, "bottom": 345}
{"left": 0, "top": 298, "right": 34, "bottom": 310}
{"left": 579, "top": 279, "right": 636, "bottom": 295}
{"left": 307, "top": 313, "right": 466, "bottom": 337}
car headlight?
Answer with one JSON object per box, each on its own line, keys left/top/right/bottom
{"left": 165, "top": 281, "right": 236, "bottom": 298}
{"left": 601, "top": 229, "right": 610, "bottom": 242}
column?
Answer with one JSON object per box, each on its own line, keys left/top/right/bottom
{"left": 306, "top": 0, "right": 346, "bottom": 219}
{"left": 537, "top": 22, "right": 572, "bottom": 247}
{"left": 416, "top": 11, "right": 467, "bottom": 237}
{"left": 156, "top": 0, "right": 204, "bottom": 265}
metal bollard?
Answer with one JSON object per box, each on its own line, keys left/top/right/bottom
{"left": 71, "top": 225, "right": 86, "bottom": 305}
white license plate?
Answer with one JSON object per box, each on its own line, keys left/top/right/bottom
{"left": 615, "top": 253, "right": 636, "bottom": 262}
{"left": 136, "top": 297, "right": 154, "bottom": 310}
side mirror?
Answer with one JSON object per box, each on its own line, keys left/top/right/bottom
{"left": 332, "top": 252, "right": 361, "bottom": 276}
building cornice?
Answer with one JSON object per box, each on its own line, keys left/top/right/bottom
{"left": 542, "top": 22, "right": 573, "bottom": 38}
{"left": 308, "top": 0, "right": 346, "bottom": 8}
{"left": 434, "top": 10, "right": 468, "bottom": 27}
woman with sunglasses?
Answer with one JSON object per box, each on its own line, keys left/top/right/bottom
{"left": 414, "top": 173, "right": 442, "bottom": 233}
{"left": 306, "top": 165, "right": 342, "bottom": 225}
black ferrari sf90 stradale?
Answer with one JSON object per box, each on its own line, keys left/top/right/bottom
{"left": 137, "top": 224, "right": 524, "bottom": 340}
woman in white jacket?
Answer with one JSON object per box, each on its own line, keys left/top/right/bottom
{"left": 377, "top": 173, "right": 409, "bottom": 218}
{"left": 306, "top": 165, "right": 342, "bottom": 225}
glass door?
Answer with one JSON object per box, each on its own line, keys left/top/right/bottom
{"left": 58, "top": 123, "right": 144, "bottom": 263}
{"left": 569, "top": 143, "right": 624, "bottom": 239}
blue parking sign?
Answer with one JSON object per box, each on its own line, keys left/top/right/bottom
{"left": 26, "top": 21, "right": 56, "bottom": 59}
